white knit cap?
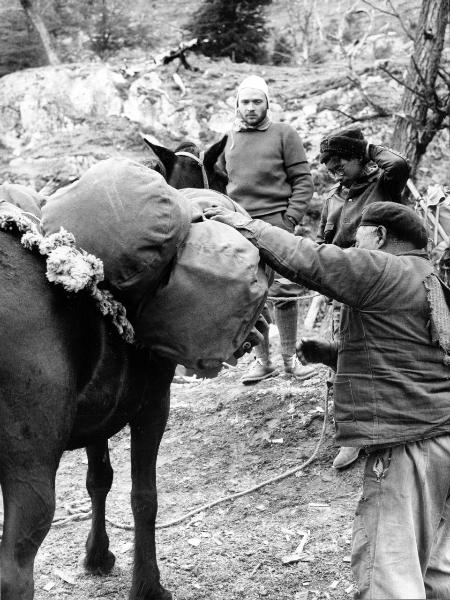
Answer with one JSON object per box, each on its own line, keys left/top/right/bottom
{"left": 236, "top": 75, "right": 270, "bottom": 106}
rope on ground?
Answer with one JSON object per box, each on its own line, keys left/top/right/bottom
{"left": 22, "top": 386, "right": 330, "bottom": 534}
{"left": 106, "top": 384, "right": 331, "bottom": 531}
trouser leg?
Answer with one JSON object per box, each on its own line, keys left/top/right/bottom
{"left": 352, "top": 436, "right": 450, "bottom": 600}
{"left": 425, "top": 495, "right": 450, "bottom": 599}
{"left": 424, "top": 437, "right": 450, "bottom": 599}
{"left": 253, "top": 323, "right": 271, "bottom": 364}
{"left": 274, "top": 301, "right": 298, "bottom": 362}
{"left": 331, "top": 300, "right": 359, "bottom": 468}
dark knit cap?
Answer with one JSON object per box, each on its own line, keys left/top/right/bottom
{"left": 360, "top": 201, "right": 428, "bottom": 248}
{"left": 320, "top": 127, "right": 366, "bottom": 163}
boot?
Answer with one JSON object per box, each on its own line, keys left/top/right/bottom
{"left": 240, "top": 358, "right": 279, "bottom": 384}
{"left": 332, "top": 446, "right": 360, "bottom": 469}
{"left": 283, "top": 354, "right": 318, "bottom": 381}
{"left": 241, "top": 328, "right": 278, "bottom": 384}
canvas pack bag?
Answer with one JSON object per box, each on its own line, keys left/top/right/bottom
{"left": 133, "top": 188, "right": 268, "bottom": 369}
{"left": 0, "top": 183, "right": 43, "bottom": 219}
{"left": 42, "top": 158, "right": 192, "bottom": 309}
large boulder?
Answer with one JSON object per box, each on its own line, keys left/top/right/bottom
{"left": 0, "top": 63, "right": 204, "bottom": 188}
{"left": 0, "top": 64, "right": 125, "bottom": 153}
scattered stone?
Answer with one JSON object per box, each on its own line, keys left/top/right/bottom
{"left": 187, "top": 537, "right": 201, "bottom": 547}
{"left": 54, "top": 569, "right": 76, "bottom": 585}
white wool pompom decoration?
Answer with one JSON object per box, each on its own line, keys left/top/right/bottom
{"left": 1, "top": 209, "right": 134, "bottom": 343}
{"left": 21, "top": 229, "right": 42, "bottom": 250}
{"left": 46, "top": 246, "right": 102, "bottom": 292}
{"left": 39, "top": 227, "right": 76, "bottom": 255}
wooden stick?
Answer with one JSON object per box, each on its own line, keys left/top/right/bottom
{"left": 303, "top": 295, "right": 324, "bottom": 331}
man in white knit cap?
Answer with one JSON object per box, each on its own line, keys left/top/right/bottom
{"left": 218, "top": 74, "right": 317, "bottom": 384}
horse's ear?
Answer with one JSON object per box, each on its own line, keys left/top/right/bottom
{"left": 203, "top": 135, "right": 228, "bottom": 169}
{"left": 143, "top": 139, "right": 176, "bottom": 174}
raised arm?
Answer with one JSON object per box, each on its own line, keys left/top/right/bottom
{"left": 367, "top": 145, "right": 410, "bottom": 202}
{"left": 204, "top": 208, "right": 389, "bottom": 308}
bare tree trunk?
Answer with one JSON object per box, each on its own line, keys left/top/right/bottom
{"left": 19, "top": 0, "right": 60, "bottom": 65}
{"left": 391, "top": 0, "right": 449, "bottom": 177}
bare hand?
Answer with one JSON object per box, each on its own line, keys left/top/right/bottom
{"left": 296, "top": 337, "right": 338, "bottom": 369}
{"left": 203, "top": 206, "right": 253, "bottom": 229}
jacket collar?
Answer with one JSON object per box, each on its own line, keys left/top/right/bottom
{"left": 347, "top": 166, "right": 380, "bottom": 198}
{"left": 398, "top": 248, "right": 429, "bottom": 259}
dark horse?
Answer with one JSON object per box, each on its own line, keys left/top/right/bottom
{"left": 0, "top": 137, "right": 241, "bottom": 600}
{"left": 142, "top": 135, "right": 228, "bottom": 193}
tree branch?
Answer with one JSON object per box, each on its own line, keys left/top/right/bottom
{"left": 325, "top": 106, "right": 391, "bottom": 122}
{"left": 360, "top": 0, "right": 396, "bottom": 18}
{"left": 347, "top": 75, "right": 390, "bottom": 116}
{"left": 360, "top": 0, "right": 415, "bottom": 41}
{"left": 385, "top": 0, "right": 415, "bottom": 41}
{"left": 378, "top": 64, "right": 429, "bottom": 103}
{"left": 438, "top": 67, "right": 450, "bottom": 88}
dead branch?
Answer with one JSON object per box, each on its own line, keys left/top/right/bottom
{"left": 360, "top": 0, "right": 397, "bottom": 18}
{"left": 250, "top": 562, "right": 263, "bottom": 577}
{"left": 378, "top": 64, "right": 429, "bottom": 103}
{"left": 385, "top": 0, "right": 415, "bottom": 41}
{"left": 326, "top": 107, "right": 391, "bottom": 122}
{"left": 438, "top": 68, "right": 450, "bottom": 88}
{"left": 360, "top": 0, "right": 415, "bottom": 41}
{"left": 347, "top": 75, "right": 391, "bottom": 116}
{"left": 329, "top": 4, "right": 393, "bottom": 119}
{"left": 52, "top": 512, "right": 91, "bottom": 527}
{"left": 161, "top": 38, "right": 199, "bottom": 71}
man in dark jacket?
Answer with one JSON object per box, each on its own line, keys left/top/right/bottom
{"left": 204, "top": 201, "right": 450, "bottom": 600}
{"left": 316, "top": 128, "right": 410, "bottom": 469}
{"left": 316, "top": 128, "right": 410, "bottom": 247}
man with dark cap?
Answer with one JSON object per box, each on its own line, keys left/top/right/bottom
{"left": 317, "top": 128, "right": 410, "bottom": 469}
{"left": 218, "top": 75, "right": 317, "bottom": 384}
{"left": 317, "top": 127, "right": 410, "bottom": 247}
{"left": 203, "top": 200, "right": 450, "bottom": 600}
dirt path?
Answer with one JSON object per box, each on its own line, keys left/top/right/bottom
{"left": 25, "top": 345, "right": 363, "bottom": 600}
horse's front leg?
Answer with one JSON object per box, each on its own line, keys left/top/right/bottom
{"left": 129, "top": 359, "right": 174, "bottom": 600}
{"left": 0, "top": 463, "right": 58, "bottom": 600}
{"left": 84, "top": 440, "right": 115, "bottom": 574}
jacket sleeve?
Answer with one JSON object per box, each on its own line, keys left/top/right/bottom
{"left": 236, "top": 218, "right": 388, "bottom": 308}
{"left": 368, "top": 145, "right": 410, "bottom": 201}
{"left": 316, "top": 196, "right": 329, "bottom": 244}
{"left": 283, "top": 127, "right": 314, "bottom": 225}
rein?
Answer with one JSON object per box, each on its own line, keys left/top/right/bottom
{"left": 175, "top": 150, "right": 209, "bottom": 189}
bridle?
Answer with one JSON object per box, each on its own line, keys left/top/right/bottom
{"left": 175, "top": 150, "right": 209, "bottom": 189}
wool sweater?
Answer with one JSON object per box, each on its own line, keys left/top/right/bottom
{"left": 218, "top": 122, "right": 313, "bottom": 224}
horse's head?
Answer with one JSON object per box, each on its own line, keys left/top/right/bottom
{"left": 143, "top": 137, "right": 228, "bottom": 193}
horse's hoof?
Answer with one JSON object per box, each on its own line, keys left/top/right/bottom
{"left": 130, "top": 584, "right": 172, "bottom": 600}
{"left": 83, "top": 549, "right": 116, "bottom": 575}
{"left": 159, "top": 589, "right": 172, "bottom": 600}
